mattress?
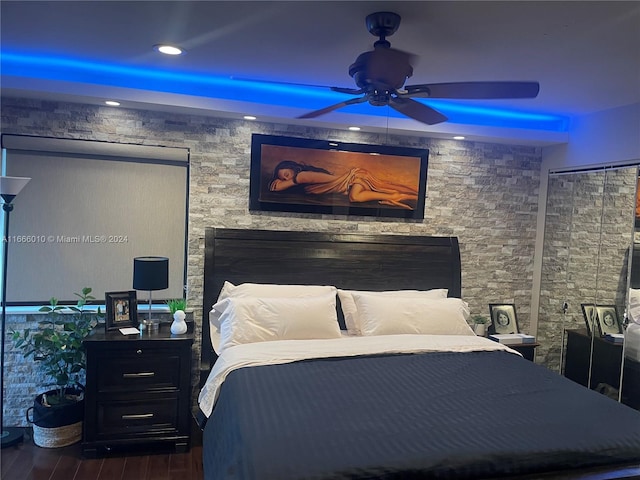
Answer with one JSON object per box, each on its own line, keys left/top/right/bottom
{"left": 200, "top": 336, "right": 640, "bottom": 480}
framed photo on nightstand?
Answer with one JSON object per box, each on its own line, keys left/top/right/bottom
{"left": 595, "top": 305, "right": 622, "bottom": 336}
{"left": 488, "top": 304, "right": 519, "bottom": 335}
{"left": 581, "top": 303, "right": 597, "bottom": 335}
{"left": 105, "top": 290, "right": 138, "bottom": 331}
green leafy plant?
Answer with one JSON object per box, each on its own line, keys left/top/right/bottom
{"left": 166, "top": 298, "right": 187, "bottom": 314}
{"left": 11, "top": 287, "right": 103, "bottom": 405}
{"left": 472, "top": 315, "right": 489, "bottom": 325}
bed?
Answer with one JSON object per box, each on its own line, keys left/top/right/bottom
{"left": 197, "top": 228, "right": 640, "bottom": 480}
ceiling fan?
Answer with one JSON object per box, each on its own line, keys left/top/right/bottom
{"left": 298, "top": 11, "right": 540, "bottom": 125}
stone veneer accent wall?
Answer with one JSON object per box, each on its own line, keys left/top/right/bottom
{"left": 1, "top": 97, "right": 541, "bottom": 426}
{"left": 538, "top": 168, "right": 636, "bottom": 372}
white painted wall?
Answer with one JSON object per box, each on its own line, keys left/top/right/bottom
{"left": 544, "top": 103, "right": 640, "bottom": 171}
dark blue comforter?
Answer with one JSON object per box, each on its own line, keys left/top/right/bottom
{"left": 203, "top": 350, "right": 640, "bottom": 479}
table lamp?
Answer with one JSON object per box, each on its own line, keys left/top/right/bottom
{"left": 133, "top": 256, "right": 168, "bottom": 333}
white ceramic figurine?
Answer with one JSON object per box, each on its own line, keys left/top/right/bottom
{"left": 171, "top": 309, "right": 188, "bottom": 335}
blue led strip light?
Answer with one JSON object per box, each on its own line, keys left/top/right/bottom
{"left": 1, "top": 52, "right": 569, "bottom": 131}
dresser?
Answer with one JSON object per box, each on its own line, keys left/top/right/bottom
{"left": 82, "top": 325, "right": 194, "bottom": 457}
{"left": 564, "top": 328, "right": 640, "bottom": 410}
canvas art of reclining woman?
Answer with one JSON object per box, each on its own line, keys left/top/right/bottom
{"left": 269, "top": 160, "right": 419, "bottom": 210}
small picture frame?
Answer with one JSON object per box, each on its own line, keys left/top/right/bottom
{"left": 105, "top": 291, "right": 138, "bottom": 331}
{"left": 581, "top": 303, "right": 597, "bottom": 335}
{"left": 595, "top": 305, "right": 622, "bottom": 336}
{"left": 488, "top": 304, "right": 519, "bottom": 334}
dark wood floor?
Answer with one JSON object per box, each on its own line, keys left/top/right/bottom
{"left": 1, "top": 421, "right": 204, "bottom": 480}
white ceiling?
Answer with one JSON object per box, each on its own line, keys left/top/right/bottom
{"left": 1, "top": 1, "right": 639, "bottom": 145}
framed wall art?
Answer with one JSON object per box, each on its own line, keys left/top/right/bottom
{"left": 105, "top": 290, "right": 138, "bottom": 331}
{"left": 249, "top": 134, "right": 429, "bottom": 219}
{"left": 488, "top": 303, "right": 519, "bottom": 335}
{"left": 595, "top": 305, "right": 622, "bottom": 336}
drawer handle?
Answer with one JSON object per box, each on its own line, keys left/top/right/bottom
{"left": 122, "top": 372, "right": 155, "bottom": 378}
{"left": 121, "top": 413, "right": 154, "bottom": 420}
{"left": 136, "top": 349, "right": 143, "bottom": 354}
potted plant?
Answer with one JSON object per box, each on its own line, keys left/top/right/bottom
{"left": 11, "top": 287, "right": 103, "bottom": 448}
{"left": 472, "top": 315, "right": 489, "bottom": 336}
{"left": 166, "top": 298, "right": 188, "bottom": 334}
{"left": 166, "top": 298, "right": 187, "bottom": 315}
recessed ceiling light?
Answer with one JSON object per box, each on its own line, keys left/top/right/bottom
{"left": 348, "top": 126, "right": 361, "bottom": 131}
{"left": 153, "top": 44, "right": 185, "bottom": 56}
{"left": 104, "top": 100, "right": 120, "bottom": 106}
{"left": 243, "top": 115, "right": 257, "bottom": 120}
{"left": 453, "top": 136, "right": 465, "bottom": 140}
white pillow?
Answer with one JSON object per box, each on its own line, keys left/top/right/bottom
{"left": 216, "top": 293, "right": 341, "bottom": 352}
{"left": 629, "top": 288, "right": 640, "bottom": 324}
{"left": 350, "top": 293, "right": 475, "bottom": 337}
{"left": 210, "top": 282, "right": 337, "bottom": 353}
{"left": 338, "top": 288, "right": 449, "bottom": 335}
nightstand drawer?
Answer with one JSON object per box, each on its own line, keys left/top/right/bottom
{"left": 97, "top": 394, "right": 179, "bottom": 438}
{"left": 96, "top": 350, "right": 182, "bottom": 392}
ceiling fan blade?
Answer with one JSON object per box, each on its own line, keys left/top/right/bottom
{"left": 404, "top": 81, "right": 540, "bottom": 99}
{"left": 331, "top": 86, "right": 365, "bottom": 95}
{"left": 232, "top": 76, "right": 365, "bottom": 98}
{"left": 297, "top": 96, "right": 368, "bottom": 119}
{"left": 389, "top": 97, "right": 448, "bottom": 125}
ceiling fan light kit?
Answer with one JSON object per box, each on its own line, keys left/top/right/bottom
{"left": 298, "top": 11, "right": 540, "bottom": 126}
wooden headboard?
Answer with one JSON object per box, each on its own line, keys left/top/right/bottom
{"left": 200, "top": 228, "right": 461, "bottom": 383}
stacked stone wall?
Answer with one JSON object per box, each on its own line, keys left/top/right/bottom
{"left": 1, "top": 97, "right": 541, "bottom": 425}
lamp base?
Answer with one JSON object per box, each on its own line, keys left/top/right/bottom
{"left": 140, "top": 318, "right": 160, "bottom": 334}
{"left": 1, "top": 427, "right": 24, "bottom": 448}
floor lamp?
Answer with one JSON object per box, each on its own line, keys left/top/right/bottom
{"left": 133, "top": 256, "right": 169, "bottom": 333}
{"left": 1, "top": 176, "right": 31, "bottom": 448}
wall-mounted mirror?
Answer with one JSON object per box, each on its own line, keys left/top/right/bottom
{"left": 538, "top": 165, "right": 637, "bottom": 408}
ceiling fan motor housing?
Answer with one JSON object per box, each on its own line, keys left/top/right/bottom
{"left": 349, "top": 52, "right": 374, "bottom": 88}
{"left": 349, "top": 50, "right": 413, "bottom": 91}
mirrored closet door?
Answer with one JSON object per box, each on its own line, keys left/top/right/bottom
{"left": 538, "top": 165, "right": 639, "bottom": 409}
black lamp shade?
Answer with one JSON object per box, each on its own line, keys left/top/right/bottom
{"left": 133, "top": 256, "right": 169, "bottom": 291}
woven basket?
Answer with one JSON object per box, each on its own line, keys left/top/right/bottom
{"left": 26, "top": 387, "right": 84, "bottom": 448}
{"left": 32, "top": 421, "right": 83, "bottom": 448}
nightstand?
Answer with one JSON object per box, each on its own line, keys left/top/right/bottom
{"left": 81, "top": 325, "right": 194, "bottom": 457}
{"left": 564, "top": 328, "right": 640, "bottom": 410}
{"left": 564, "top": 328, "right": 620, "bottom": 389}
{"left": 508, "top": 342, "right": 539, "bottom": 361}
